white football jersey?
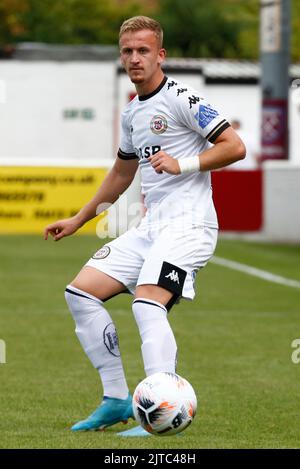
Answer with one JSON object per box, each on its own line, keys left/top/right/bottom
{"left": 118, "top": 76, "right": 230, "bottom": 229}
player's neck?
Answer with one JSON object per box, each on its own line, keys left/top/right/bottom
{"left": 135, "top": 71, "right": 165, "bottom": 99}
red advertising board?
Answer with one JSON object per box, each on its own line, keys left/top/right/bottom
{"left": 211, "top": 170, "right": 263, "bottom": 231}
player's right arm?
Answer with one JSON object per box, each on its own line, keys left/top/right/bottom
{"left": 44, "top": 156, "right": 138, "bottom": 241}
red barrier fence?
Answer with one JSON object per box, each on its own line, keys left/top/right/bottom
{"left": 211, "top": 169, "right": 263, "bottom": 231}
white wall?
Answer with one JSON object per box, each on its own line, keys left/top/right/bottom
{"left": 263, "top": 161, "right": 300, "bottom": 242}
{"left": 206, "top": 84, "right": 300, "bottom": 166}
{"left": 205, "top": 84, "right": 261, "bottom": 153}
{"left": 0, "top": 62, "right": 115, "bottom": 164}
{"left": 290, "top": 87, "right": 300, "bottom": 165}
{"left": 1, "top": 61, "right": 299, "bottom": 166}
{"left": 1, "top": 61, "right": 300, "bottom": 240}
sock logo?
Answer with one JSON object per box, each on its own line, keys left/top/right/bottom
{"left": 103, "top": 323, "right": 120, "bottom": 357}
{"left": 165, "top": 270, "right": 180, "bottom": 284}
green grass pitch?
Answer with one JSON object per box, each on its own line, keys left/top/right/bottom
{"left": 0, "top": 234, "right": 300, "bottom": 449}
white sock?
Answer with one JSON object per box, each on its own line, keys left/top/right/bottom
{"left": 132, "top": 298, "right": 177, "bottom": 376}
{"left": 65, "top": 285, "right": 129, "bottom": 399}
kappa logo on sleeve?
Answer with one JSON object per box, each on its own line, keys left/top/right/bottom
{"left": 177, "top": 88, "right": 188, "bottom": 96}
{"left": 167, "top": 80, "right": 178, "bottom": 90}
{"left": 194, "top": 104, "right": 219, "bottom": 129}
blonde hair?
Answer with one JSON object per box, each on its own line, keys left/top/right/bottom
{"left": 119, "top": 16, "right": 163, "bottom": 48}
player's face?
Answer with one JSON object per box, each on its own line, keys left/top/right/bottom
{"left": 120, "top": 29, "right": 166, "bottom": 85}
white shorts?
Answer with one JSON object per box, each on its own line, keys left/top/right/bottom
{"left": 85, "top": 223, "right": 218, "bottom": 301}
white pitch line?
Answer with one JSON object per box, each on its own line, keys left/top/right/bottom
{"left": 211, "top": 256, "right": 300, "bottom": 290}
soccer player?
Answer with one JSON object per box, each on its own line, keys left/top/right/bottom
{"left": 44, "top": 16, "right": 246, "bottom": 436}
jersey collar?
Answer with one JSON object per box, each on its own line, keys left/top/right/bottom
{"left": 138, "top": 76, "right": 168, "bottom": 101}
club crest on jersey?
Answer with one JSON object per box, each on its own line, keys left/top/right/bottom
{"left": 194, "top": 104, "right": 219, "bottom": 129}
{"left": 92, "top": 246, "right": 111, "bottom": 259}
{"left": 150, "top": 115, "right": 168, "bottom": 134}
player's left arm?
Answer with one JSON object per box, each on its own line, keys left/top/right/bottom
{"left": 150, "top": 127, "right": 246, "bottom": 175}
{"left": 150, "top": 86, "right": 246, "bottom": 175}
{"left": 198, "top": 126, "right": 246, "bottom": 171}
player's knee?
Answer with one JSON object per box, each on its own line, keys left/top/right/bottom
{"left": 135, "top": 284, "right": 173, "bottom": 306}
{"left": 64, "top": 284, "right": 100, "bottom": 322}
{"left": 132, "top": 298, "right": 167, "bottom": 323}
{"left": 65, "top": 285, "right": 83, "bottom": 319}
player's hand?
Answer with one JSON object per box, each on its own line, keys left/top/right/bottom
{"left": 149, "top": 151, "right": 180, "bottom": 175}
{"left": 44, "top": 216, "right": 81, "bottom": 241}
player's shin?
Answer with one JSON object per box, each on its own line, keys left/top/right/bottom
{"left": 65, "top": 285, "right": 129, "bottom": 399}
{"left": 132, "top": 298, "right": 177, "bottom": 376}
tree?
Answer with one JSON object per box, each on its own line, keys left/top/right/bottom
{"left": 7, "top": 0, "right": 156, "bottom": 45}
{"left": 157, "top": 0, "right": 244, "bottom": 58}
{"left": 220, "top": 0, "right": 259, "bottom": 60}
{"left": 0, "top": 0, "right": 28, "bottom": 44}
{"left": 291, "top": 0, "right": 300, "bottom": 62}
{"left": 0, "top": 0, "right": 299, "bottom": 61}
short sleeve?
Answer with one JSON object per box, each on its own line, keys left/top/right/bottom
{"left": 171, "top": 89, "right": 230, "bottom": 144}
{"left": 118, "top": 110, "right": 138, "bottom": 160}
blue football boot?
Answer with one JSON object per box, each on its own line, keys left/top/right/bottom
{"left": 117, "top": 425, "right": 152, "bottom": 437}
{"left": 71, "top": 394, "right": 133, "bottom": 432}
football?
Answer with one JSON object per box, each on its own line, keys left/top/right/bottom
{"left": 132, "top": 372, "right": 197, "bottom": 436}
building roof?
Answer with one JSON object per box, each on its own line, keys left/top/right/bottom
{"left": 116, "top": 57, "right": 300, "bottom": 84}
{"left": 162, "top": 59, "right": 260, "bottom": 84}
{"left": 3, "top": 44, "right": 300, "bottom": 84}
{"left": 9, "top": 43, "right": 119, "bottom": 61}
{"left": 162, "top": 59, "right": 300, "bottom": 84}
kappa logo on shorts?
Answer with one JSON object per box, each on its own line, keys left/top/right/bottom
{"left": 165, "top": 270, "right": 180, "bottom": 284}
{"left": 150, "top": 115, "right": 168, "bottom": 134}
{"left": 158, "top": 262, "right": 187, "bottom": 296}
{"left": 92, "top": 246, "right": 111, "bottom": 259}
